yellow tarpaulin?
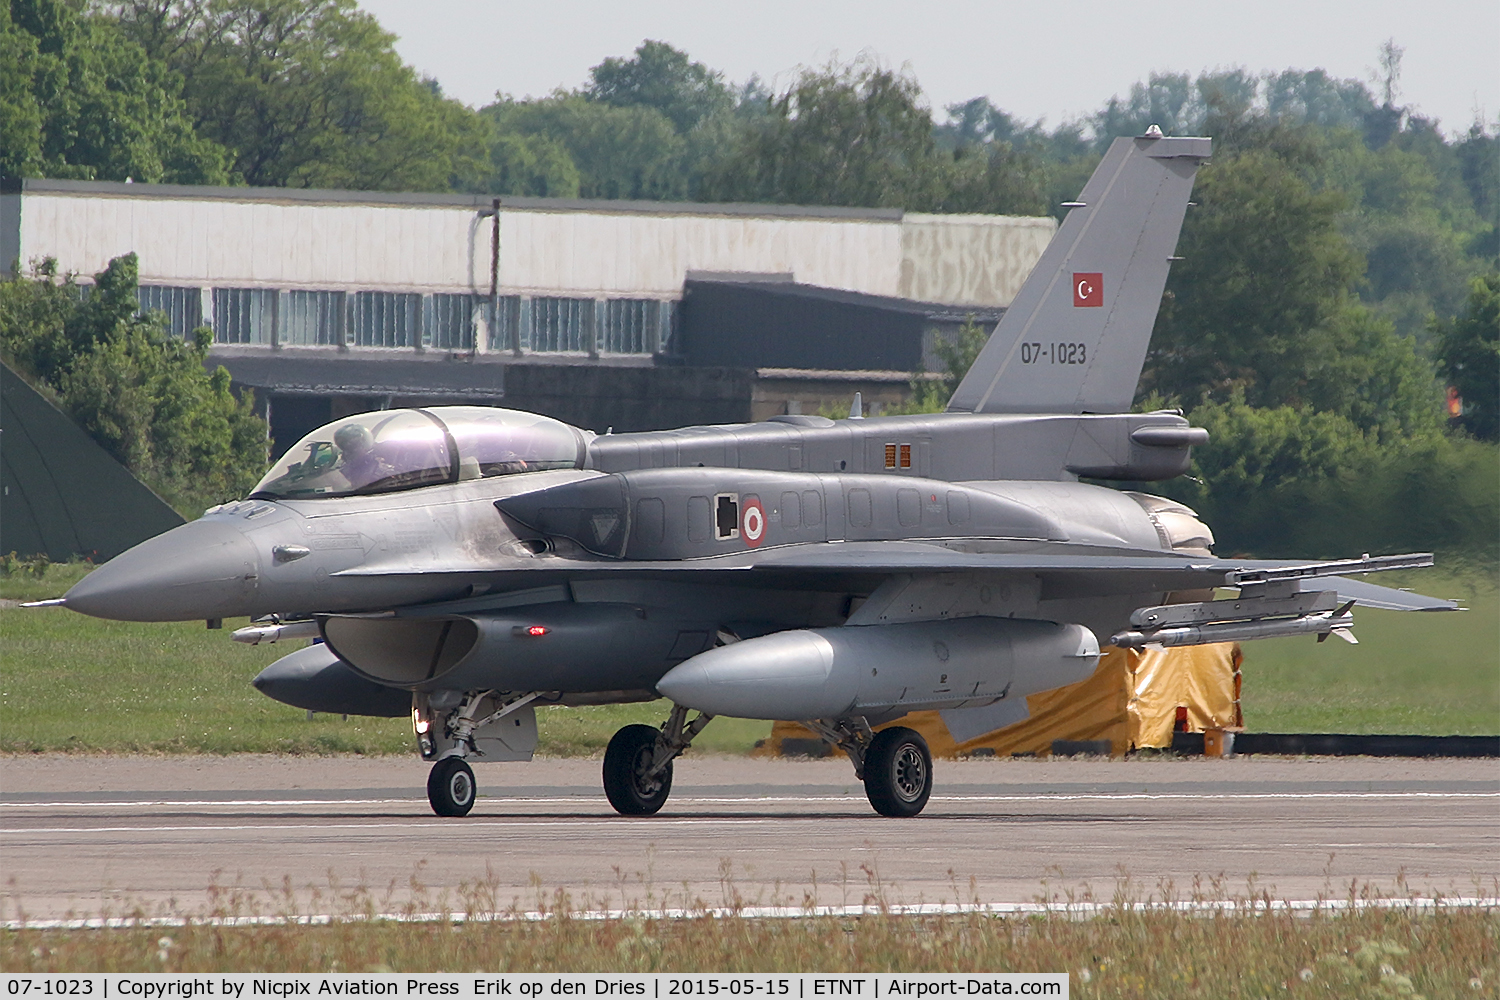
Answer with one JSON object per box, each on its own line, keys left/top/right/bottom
{"left": 758, "top": 643, "right": 1242, "bottom": 759}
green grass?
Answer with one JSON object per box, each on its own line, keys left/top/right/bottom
{"left": 0, "top": 559, "right": 93, "bottom": 602}
{"left": 0, "top": 568, "right": 768, "bottom": 755}
{"left": 537, "top": 703, "right": 770, "bottom": 755}
{"left": 0, "top": 606, "right": 767, "bottom": 755}
{"left": 0, "top": 607, "right": 413, "bottom": 754}
{"left": 1236, "top": 567, "right": 1500, "bottom": 735}
{"left": 1, "top": 565, "right": 1493, "bottom": 755}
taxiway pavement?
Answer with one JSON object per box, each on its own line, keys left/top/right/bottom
{"left": 2, "top": 754, "right": 1495, "bottom": 921}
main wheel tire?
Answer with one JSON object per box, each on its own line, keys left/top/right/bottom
{"left": 603, "top": 724, "right": 673, "bottom": 816}
{"left": 863, "top": 726, "right": 933, "bottom": 817}
{"left": 427, "top": 756, "right": 477, "bottom": 817}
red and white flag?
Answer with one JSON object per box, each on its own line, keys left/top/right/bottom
{"left": 1073, "top": 273, "right": 1103, "bottom": 307}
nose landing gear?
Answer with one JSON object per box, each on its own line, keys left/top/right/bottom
{"left": 416, "top": 689, "right": 540, "bottom": 817}
{"left": 427, "top": 756, "right": 477, "bottom": 816}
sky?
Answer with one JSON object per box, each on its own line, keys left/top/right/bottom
{"left": 359, "top": 0, "right": 1497, "bottom": 135}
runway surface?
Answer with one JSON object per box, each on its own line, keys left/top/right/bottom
{"left": 2, "top": 754, "right": 1496, "bottom": 921}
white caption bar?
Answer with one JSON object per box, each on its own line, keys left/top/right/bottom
{"left": 0, "top": 975, "right": 1068, "bottom": 1000}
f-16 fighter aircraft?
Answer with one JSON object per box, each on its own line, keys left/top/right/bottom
{"left": 48, "top": 130, "right": 1456, "bottom": 818}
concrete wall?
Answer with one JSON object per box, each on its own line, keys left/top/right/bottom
{"left": 900, "top": 213, "right": 1057, "bottom": 307}
{"left": 8, "top": 181, "right": 1053, "bottom": 307}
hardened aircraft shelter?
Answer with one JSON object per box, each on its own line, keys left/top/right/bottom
{"left": 3, "top": 178, "right": 1054, "bottom": 452}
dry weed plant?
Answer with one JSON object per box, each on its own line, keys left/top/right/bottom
{"left": 2, "top": 866, "right": 1496, "bottom": 999}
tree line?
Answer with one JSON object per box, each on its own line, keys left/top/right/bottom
{"left": 1, "top": 0, "right": 1495, "bottom": 560}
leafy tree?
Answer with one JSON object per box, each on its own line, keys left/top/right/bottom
{"left": 0, "top": 254, "right": 266, "bottom": 515}
{"left": 0, "top": 0, "right": 228, "bottom": 183}
{"left": 698, "top": 60, "right": 949, "bottom": 210}
{"left": 1090, "top": 69, "right": 1260, "bottom": 148}
{"left": 934, "top": 143, "right": 1047, "bottom": 216}
{"left": 483, "top": 95, "right": 686, "bottom": 201}
{"left": 1143, "top": 148, "right": 1441, "bottom": 438}
{"left": 1432, "top": 273, "right": 1500, "bottom": 441}
{"left": 585, "top": 40, "right": 733, "bottom": 135}
{"left": 1261, "top": 68, "right": 1376, "bottom": 131}
{"left": 106, "top": 0, "right": 488, "bottom": 191}
{"left": 893, "top": 318, "right": 991, "bottom": 414}
{"left": 1164, "top": 392, "right": 1497, "bottom": 561}
{"left": 1362, "top": 38, "right": 1405, "bottom": 150}
{"left": 1454, "top": 120, "right": 1499, "bottom": 260}
{"left": 483, "top": 131, "right": 580, "bottom": 198}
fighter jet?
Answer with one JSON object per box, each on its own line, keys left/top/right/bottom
{"left": 46, "top": 131, "right": 1456, "bottom": 818}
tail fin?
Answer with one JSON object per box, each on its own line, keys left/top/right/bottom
{"left": 946, "top": 133, "right": 1211, "bottom": 415}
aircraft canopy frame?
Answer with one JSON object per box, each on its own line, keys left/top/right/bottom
{"left": 250, "top": 406, "right": 585, "bottom": 500}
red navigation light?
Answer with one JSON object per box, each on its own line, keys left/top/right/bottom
{"left": 526, "top": 625, "right": 548, "bottom": 637}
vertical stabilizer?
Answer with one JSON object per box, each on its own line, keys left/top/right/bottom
{"left": 947, "top": 133, "right": 1211, "bottom": 415}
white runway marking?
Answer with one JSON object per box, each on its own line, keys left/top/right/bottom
{"left": 2, "top": 819, "right": 787, "bottom": 836}
{"left": 5, "top": 758, "right": 1492, "bottom": 922}
{"left": 2, "top": 790, "right": 1495, "bottom": 809}
{"left": 6, "top": 896, "right": 1497, "bottom": 931}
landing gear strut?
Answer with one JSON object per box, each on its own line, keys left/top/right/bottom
{"left": 417, "top": 690, "right": 540, "bottom": 817}
{"left": 603, "top": 704, "right": 714, "bottom": 815}
{"left": 803, "top": 717, "right": 933, "bottom": 817}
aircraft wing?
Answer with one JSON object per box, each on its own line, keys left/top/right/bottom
{"left": 330, "top": 540, "right": 1457, "bottom": 613}
{"left": 1304, "top": 575, "right": 1460, "bottom": 612}
{"left": 749, "top": 543, "right": 1458, "bottom": 611}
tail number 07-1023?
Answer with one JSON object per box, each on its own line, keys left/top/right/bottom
{"left": 1020, "top": 342, "right": 1086, "bottom": 365}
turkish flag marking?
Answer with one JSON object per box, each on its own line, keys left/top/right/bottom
{"left": 1073, "top": 273, "right": 1103, "bottom": 307}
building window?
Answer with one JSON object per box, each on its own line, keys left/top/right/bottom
{"left": 528, "top": 296, "right": 592, "bottom": 353}
{"left": 137, "top": 285, "right": 203, "bottom": 340}
{"left": 428, "top": 293, "right": 477, "bottom": 351}
{"left": 659, "top": 299, "right": 681, "bottom": 355}
{"left": 281, "top": 290, "right": 346, "bottom": 346}
{"left": 486, "top": 295, "right": 523, "bottom": 351}
{"left": 212, "top": 288, "right": 276, "bottom": 344}
{"left": 602, "top": 299, "right": 668, "bottom": 354}
{"left": 351, "top": 291, "right": 420, "bottom": 348}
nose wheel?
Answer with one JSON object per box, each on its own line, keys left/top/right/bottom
{"left": 863, "top": 726, "right": 932, "bottom": 817}
{"left": 428, "top": 756, "right": 477, "bottom": 816}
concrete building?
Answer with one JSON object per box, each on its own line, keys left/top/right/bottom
{"left": 2, "top": 178, "right": 1054, "bottom": 448}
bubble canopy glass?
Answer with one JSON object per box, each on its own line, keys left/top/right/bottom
{"left": 251, "top": 406, "right": 586, "bottom": 500}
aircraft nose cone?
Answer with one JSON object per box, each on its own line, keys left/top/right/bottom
{"left": 64, "top": 518, "right": 261, "bottom": 622}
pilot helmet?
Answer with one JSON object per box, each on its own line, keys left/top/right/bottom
{"left": 334, "top": 422, "right": 374, "bottom": 456}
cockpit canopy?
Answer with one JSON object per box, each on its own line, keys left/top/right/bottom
{"left": 250, "top": 406, "right": 585, "bottom": 500}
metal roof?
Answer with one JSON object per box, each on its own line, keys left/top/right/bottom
{"left": 684, "top": 278, "right": 1005, "bottom": 322}
{"left": 213, "top": 352, "right": 509, "bottom": 398}
{"left": 5, "top": 177, "right": 904, "bottom": 222}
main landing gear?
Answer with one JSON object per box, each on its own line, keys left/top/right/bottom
{"left": 803, "top": 718, "right": 934, "bottom": 817}
{"left": 602, "top": 704, "right": 714, "bottom": 815}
